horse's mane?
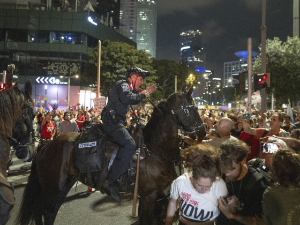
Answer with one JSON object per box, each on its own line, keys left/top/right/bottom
{"left": 144, "top": 92, "right": 181, "bottom": 146}
{"left": 0, "top": 86, "right": 25, "bottom": 136}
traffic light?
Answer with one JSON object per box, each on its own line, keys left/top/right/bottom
{"left": 232, "top": 71, "right": 246, "bottom": 92}
{"left": 254, "top": 73, "right": 269, "bottom": 91}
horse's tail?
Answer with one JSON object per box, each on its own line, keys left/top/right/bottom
{"left": 16, "top": 158, "right": 41, "bottom": 225}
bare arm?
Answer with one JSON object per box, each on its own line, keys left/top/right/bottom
{"left": 165, "top": 198, "right": 177, "bottom": 225}
{"left": 277, "top": 137, "right": 300, "bottom": 152}
{"left": 242, "top": 119, "right": 257, "bottom": 136}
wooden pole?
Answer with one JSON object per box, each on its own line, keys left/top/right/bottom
{"left": 132, "top": 135, "right": 142, "bottom": 217}
{"left": 132, "top": 150, "right": 140, "bottom": 217}
{"left": 97, "top": 40, "right": 101, "bottom": 98}
{"left": 247, "top": 38, "right": 252, "bottom": 114}
{"left": 261, "top": 0, "right": 267, "bottom": 113}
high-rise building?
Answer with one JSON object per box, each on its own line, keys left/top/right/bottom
{"left": 180, "top": 30, "right": 206, "bottom": 68}
{"left": 136, "top": 0, "right": 157, "bottom": 58}
{"left": 119, "top": 0, "right": 137, "bottom": 42}
{"left": 223, "top": 51, "right": 258, "bottom": 87}
{"left": 0, "top": 1, "right": 135, "bottom": 109}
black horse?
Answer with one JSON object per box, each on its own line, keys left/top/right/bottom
{"left": 0, "top": 76, "right": 35, "bottom": 225}
{"left": 16, "top": 87, "right": 203, "bottom": 225}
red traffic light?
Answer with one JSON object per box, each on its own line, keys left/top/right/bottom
{"left": 258, "top": 73, "right": 268, "bottom": 84}
{"left": 262, "top": 73, "right": 268, "bottom": 80}
{"left": 0, "top": 83, "right": 7, "bottom": 90}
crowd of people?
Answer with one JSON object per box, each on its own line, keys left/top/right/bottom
{"left": 169, "top": 108, "right": 300, "bottom": 225}
{"left": 35, "top": 106, "right": 102, "bottom": 140}
{"left": 33, "top": 104, "right": 300, "bottom": 224}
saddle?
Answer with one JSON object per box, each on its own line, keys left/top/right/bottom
{"left": 74, "top": 122, "right": 144, "bottom": 192}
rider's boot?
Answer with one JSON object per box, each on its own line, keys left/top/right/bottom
{"left": 102, "top": 180, "right": 121, "bottom": 202}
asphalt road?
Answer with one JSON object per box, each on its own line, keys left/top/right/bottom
{"left": 6, "top": 156, "right": 140, "bottom": 225}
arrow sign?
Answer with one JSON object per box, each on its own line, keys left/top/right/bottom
{"left": 45, "top": 77, "right": 49, "bottom": 84}
{"left": 49, "top": 77, "right": 56, "bottom": 84}
{"left": 36, "top": 77, "right": 40, "bottom": 83}
{"left": 40, "top": 77, "right": 44, "bottom": 84}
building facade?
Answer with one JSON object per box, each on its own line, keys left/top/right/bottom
{"left": 119, "top": 0, "right": 137, "bottom": 42}
{"left": 223, "top": 51, "right": 258, "bottom": 87}
{"left": 136, "top": 0, "right": 157, "bottom": 58}
{"left": 180, "top": 30, "right": 206, "bottom": 68}
{"left": 0, "top": 2, "right": 135, "bottom": 110}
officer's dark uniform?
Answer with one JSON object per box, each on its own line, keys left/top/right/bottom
{"left": 101, "top": 78, "right": 146, "bottom": 186}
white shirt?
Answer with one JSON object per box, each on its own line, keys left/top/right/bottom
{"left": 170, "top": 173, "right": 228, "bottom": 222}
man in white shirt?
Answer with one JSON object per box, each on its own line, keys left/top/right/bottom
{"left": 58, "top": 112, "right": 79, "bottom": 136}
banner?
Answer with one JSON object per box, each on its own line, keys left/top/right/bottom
{"left": 245, "top": 91, "right": 261, "bottom": 104}
{"left": 93, "top": 97, "right": 106, "bottom": 112}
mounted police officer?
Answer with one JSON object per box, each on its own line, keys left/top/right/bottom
{"left": 101, "top": 67, "right": 157, "bottom": 202}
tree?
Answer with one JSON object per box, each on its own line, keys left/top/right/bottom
{"left": 83, "top": 40, "right": 156, "bottom": 96}
{"left": 151, "top": 59, "right": 192, "bottom": 100}
{"left": 253, "top": 37, "right": 300, "bottom": 108}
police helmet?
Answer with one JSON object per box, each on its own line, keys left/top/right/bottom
{"left": 126, "top": 67, "right": 150, "bottom": 79}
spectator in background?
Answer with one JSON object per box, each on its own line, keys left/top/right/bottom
{"left": 294, "top": 114, "right": 300, "bottom": 128}
{"left": 41, "top": 112, "right": 56, "bottom": 140}
{"left": 76, "top": 110, "right": 85, "bottom": 130}
{"left": 262, "top": 113, "right": 270, "bottom": 129}
{"left": 242, "top": 114, "right": 285, "bottom": 139}
{"left": 82, "top": 112, "right": 92, "bottom": 130}
{"left": 239, "top": 118, "right": 260, "bottom": 160}
{"left": 93, "top": 116, "right": 101, "bottom": 124}
{"left": 281, "top": 116, "right": 296, "bottom": 133}
{"left": 290, "top": 129, "right": 300, "bottom": 139}
{"left": 262, "top": 150, "right": 300, "bottom": 225}
{"left": 255, "top": 117, "right": 264, "bottom": 128}
{"left": 58, "top": 112, "right": 79, "bottom": 136}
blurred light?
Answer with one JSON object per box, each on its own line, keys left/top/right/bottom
{"left": 88, "top": 16, "right": 97, "bottom": 25}
{"left": 44, "top": 85, "right": 47, "bottom": 90}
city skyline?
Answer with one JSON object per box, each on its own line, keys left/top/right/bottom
{"left": 155, "top": 0, "right": 293, "bottom": 78}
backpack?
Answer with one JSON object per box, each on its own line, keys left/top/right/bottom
{"left": 246, "top": 158, "right": 272, "bottom": 189}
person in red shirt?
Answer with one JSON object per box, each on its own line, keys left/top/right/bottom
{"left": 239, "top": 118, "right": 260, "bottom": 160}
{"left": 76, "top": 110, "right": 85, "bottom": 130}
{"left": 41, "top": 112, "right": 56, "bottom": 140}
{"left": 242, "top": 114, "right": 285, "bottom": 139}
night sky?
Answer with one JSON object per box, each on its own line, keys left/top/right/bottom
{"left": 155, "top": 0, "right": 293, "bottom": 78}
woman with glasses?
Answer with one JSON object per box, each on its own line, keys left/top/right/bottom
{"left": 165, "top": 145, "right": 228, "bottom": 225}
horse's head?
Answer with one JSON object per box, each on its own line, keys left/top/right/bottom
{"left": 166, "top": 86, "right": 203, "bottom": 133}
{"left": 11, "top": 81, "right": 35, "bottom": 159}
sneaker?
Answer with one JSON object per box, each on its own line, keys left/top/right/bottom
{"left": 102, "top": 180, "right": 121, "bottom": 202}
{"left": 86, "top": 187, "right": 93, "bottom": 194}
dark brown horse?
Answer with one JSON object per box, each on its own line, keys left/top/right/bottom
{"left": 0, "top": 76, "right": 34, "bottom": 225}
{"left": 17, "top": 87, "right": 203, "bottom": 225}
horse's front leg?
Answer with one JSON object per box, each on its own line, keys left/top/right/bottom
{"left": 138, "top": 191, "right": 167, "bottom": 225}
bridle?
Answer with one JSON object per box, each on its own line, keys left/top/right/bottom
{"left": 0, "top": 173, "right": 15, "bottom": 206}
{"left": 169, "top": 93, "right": 203, "bottom": 135}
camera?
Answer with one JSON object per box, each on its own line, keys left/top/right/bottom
{"left": 261, "top": 142, "right": 279, "bottom": 154}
